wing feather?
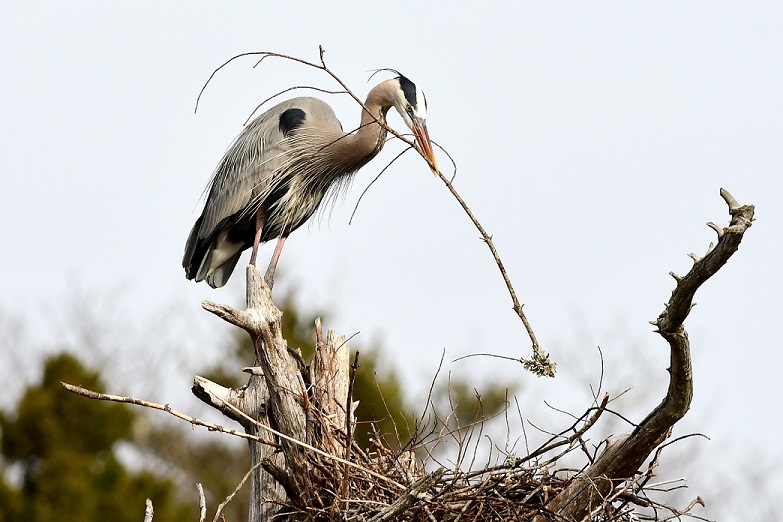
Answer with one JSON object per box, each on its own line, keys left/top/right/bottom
{"left": 184, "top": 96, "right": 345, "bottom": 286}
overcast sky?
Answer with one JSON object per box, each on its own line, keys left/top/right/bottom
{"left": 2, "top": 2, "right": 781, "bottom": 518}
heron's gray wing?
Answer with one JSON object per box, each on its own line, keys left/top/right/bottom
{"left": 195, "top": 102, "right": 295, "bottom": 239}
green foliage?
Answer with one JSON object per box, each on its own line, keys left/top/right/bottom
{"left": 0, "top": 353, "right": 191, "bottom": 522}
{"left": 0, "top": 474, "right": 21, "bottom": 522}
{"left": 2, "top": 353, "right": 131, "bottom": 459}
{"left": 134, "top": 423, "right": 250, "bottom": 522}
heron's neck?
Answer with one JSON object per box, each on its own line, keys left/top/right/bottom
{"left": 335, "top": 87, "right": 392, "bottom": 171}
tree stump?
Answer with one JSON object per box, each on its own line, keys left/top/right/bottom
{"left": 193, "top": 266, "right": 354, "bottom": 520}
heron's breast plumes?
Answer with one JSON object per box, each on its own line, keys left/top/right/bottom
{"left": 233, "top": 98, "right": 389, "bottom": 242}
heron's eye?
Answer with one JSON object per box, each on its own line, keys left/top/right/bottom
{"left": 405, "top": 104, "right": 413, "bottom": 114}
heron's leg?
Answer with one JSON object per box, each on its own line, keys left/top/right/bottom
{"left": 249, "top": 210, "right": 265, "bottom": 266}
{"left": 264, "top": 236, "right": 287, "bottom": 287}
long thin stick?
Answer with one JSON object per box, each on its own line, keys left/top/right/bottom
{"left": 435, "top": 171, "right": 539, "bottom": 351}
{"left": 60, "top": 382, "right": 274, "bottom": 445}
{"left": 60, "top": 381, "right": 406, "bottom": 491}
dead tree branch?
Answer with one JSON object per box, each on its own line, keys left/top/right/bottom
{"left": 534, "top": 188, "right": 754, "bottom": 521}
{"left": 434, "top": 170, "right": 554, "bottom": 376}
{"left": 143, "top": 499, "right": 153, "bottom": 522}
{"left": 193, "top": 264, "right": 408, "bottom": 519}
{"left": 60, "top": 381, "right": 276, "bottom": 446}
{"left": 197, "top": 266, "right": 313, "bottom": 515}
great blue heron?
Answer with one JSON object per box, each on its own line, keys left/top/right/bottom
{"left": 183, "top": 74, "right": 438, "bottom": 289}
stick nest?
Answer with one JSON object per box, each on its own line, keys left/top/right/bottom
{"left": 262, "top": 408, "right": 697, "bottom": 521}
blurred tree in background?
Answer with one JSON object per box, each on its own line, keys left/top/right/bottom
{"left": 0, "top": 291, "right": 510, "bottom": 520}
{"left": 0, "top": 353, "right": 190, "bottom": 522}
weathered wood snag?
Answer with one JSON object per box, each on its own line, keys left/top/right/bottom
{"left": 533, "top": 188, "right": 754, "bottom": 521}
{"left": 193, "top": 266, "right": 363, "bottom": 520}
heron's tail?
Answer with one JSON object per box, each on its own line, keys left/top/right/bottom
{"left": 204, "top": 253, "right": 241, "bottom": 288}
{"left": 183, "top": 217, "right": 204, "bottom": 280}
{"left": 183, "top": 218, "right": 244, "bottom": 288}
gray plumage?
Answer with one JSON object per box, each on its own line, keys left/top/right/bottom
{"left": 183, "top": 75, "right": 437, "bottom": 288}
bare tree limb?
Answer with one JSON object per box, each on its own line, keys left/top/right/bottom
{"left": 62, "top": 378, "right": 406, "bottom": 492}
{"left": 434, "top": 170, "right": 554, "bottom": 377}
{"left": 197, "top": 483, "right": 206, "bottom": 522}
{"left": 60, "top": 381, "right": 276, "bottom": 446}
{"left": 213, "top": 462, "right": 264, "bottom": 522}
{"left": 202, "top": 266, "right": 311, "bottom": 504}
{"left": 143, "top": 499, "right": 153, "bottom": 522}
{"left": 534, "top": 188, "right": 754, "bottom": 521}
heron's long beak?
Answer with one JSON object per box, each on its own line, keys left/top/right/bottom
{"left": 412, "top": 117, "right": 439, "bottom": 175}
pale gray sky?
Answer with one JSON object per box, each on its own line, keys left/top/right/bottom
{"left": 2, "top": 2, "right": 781, "bottom": 518}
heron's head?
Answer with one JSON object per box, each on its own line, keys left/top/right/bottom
{"left": 390, "top": 75, "right": 439, "bottom": 174}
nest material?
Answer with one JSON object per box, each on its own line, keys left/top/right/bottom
{"left": 258, "top": 411, "right": 695, "bottom": 522}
